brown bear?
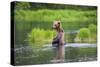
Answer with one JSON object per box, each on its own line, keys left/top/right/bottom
{"left": 52, "top": 20, "right": 65, "bottom": 63}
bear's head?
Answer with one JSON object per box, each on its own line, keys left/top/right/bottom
{"left": 52, "top": 20, "right": 61, "bottom": 29}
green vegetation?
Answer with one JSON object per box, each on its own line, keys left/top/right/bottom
{"left": 28, "top": 28, "right": 55, "bottom": 47}
{"left": 88, "top": 24, "right": 97, "bottom": 43}
{"left": 75, "top": 24, "right": 97, "bottom": 43}
{"left": 15, "top": 9, "right": 97, "bottom": 30}
{"left": 14, "top": 9, "right": 97, "bottom": 45}
{"left": 14, "top": 2, "right": 97, "bottom": 47}
{"left": 77, "top": 28, "right": 90, "bottom": 43}
{"left": 15, "top": 2, "right": 30, "bottom": 9}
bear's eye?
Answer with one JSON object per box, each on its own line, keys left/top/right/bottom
{"left": 58, "top": 22, "right": 60, "bottom": 24}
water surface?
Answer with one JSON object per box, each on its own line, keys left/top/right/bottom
{"left": 15, "top": 43, "right": 97, "bottom": 65}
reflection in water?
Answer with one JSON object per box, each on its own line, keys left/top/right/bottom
{"left": 65, "top": 47, "right": 97, "bottom": 62}
{"left": 15, "top": 43, "right": 97, "bottom": 65}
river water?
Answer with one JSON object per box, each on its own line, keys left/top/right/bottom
{"left": 14, "top": 43, "right": 97, "bottom": 65}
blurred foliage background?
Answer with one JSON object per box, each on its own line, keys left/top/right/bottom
{"left": 13, "top": 1, "right": 97, "bottom": 47}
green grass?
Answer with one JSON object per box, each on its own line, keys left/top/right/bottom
{"left": 15, "top": 9, "right": 97, "bottom": 31}
{"left": 15, "top": 9, "right": 96, "bottom": 25}
{"left": 27, "top": 28, "right": 55, "bottom": 47}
